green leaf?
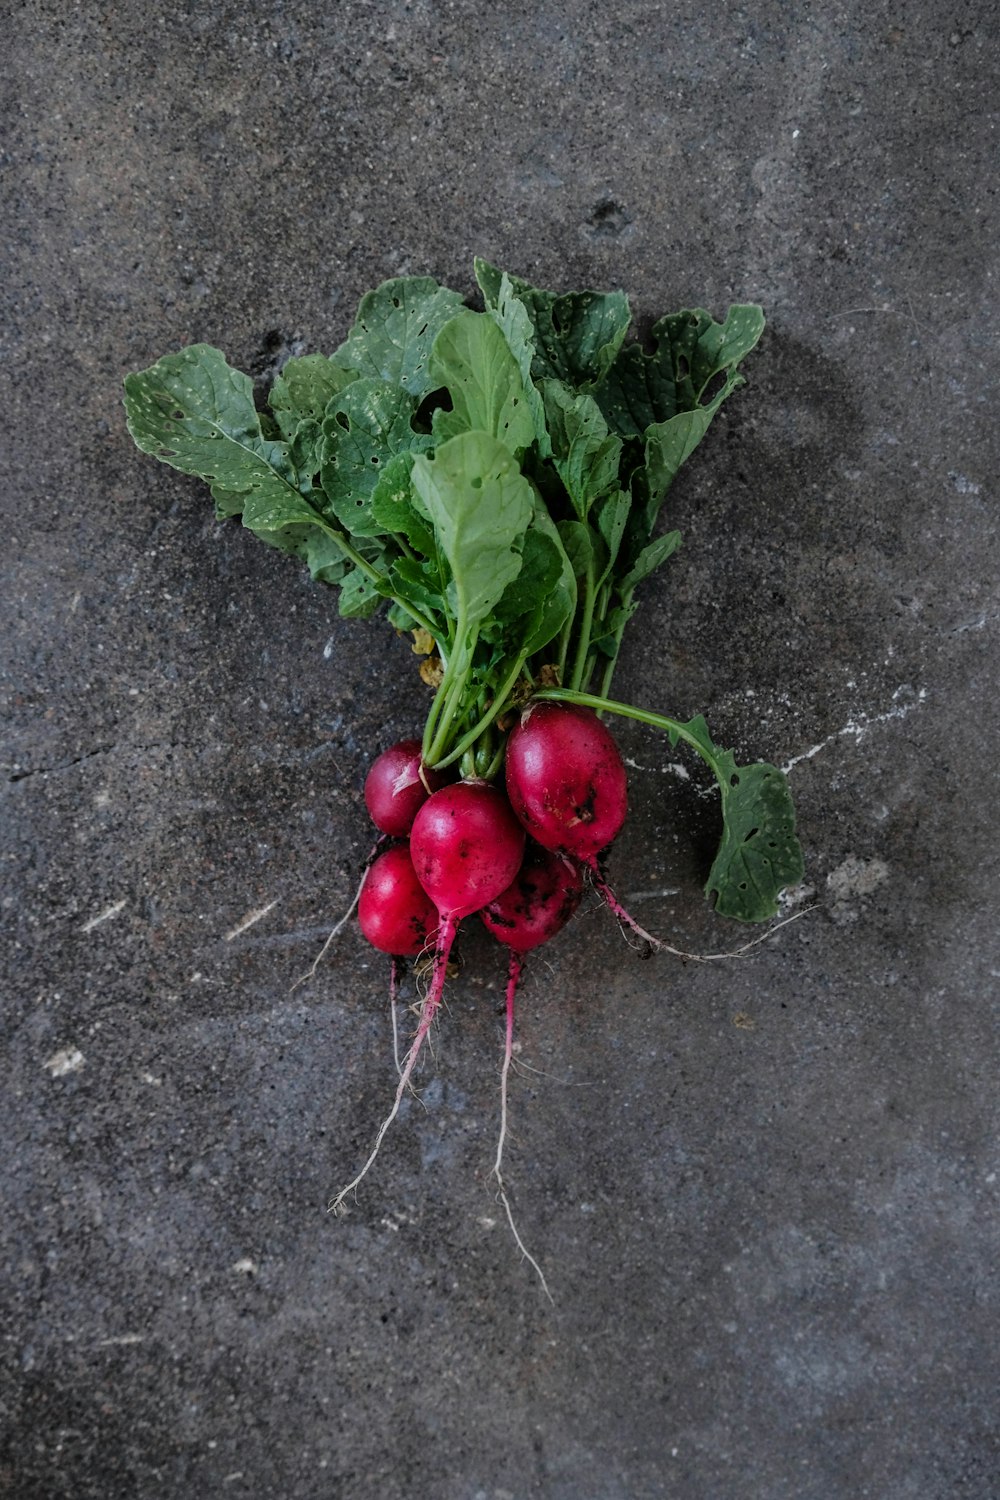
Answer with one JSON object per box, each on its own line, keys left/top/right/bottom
{"left": 430, "top": 312, "right": 536, "bottom": 454}
{"left": 410, "top": 431, "right": 533, "bottom": 629}
{"left": 338, "top": 564, "right": 384, "bottom": 619}
{"left": 269, "top": 355, "right": 357, "bottom": 439}
{"left": 487, "top": 273, "right": 550, "bottom": 453}
{"left": 591, "top": 489, "right": 631, "bottom": 584}
{"left": 594, "top": 303, "right": 764, "bottom": 438}
{"left": 318, "top": 379, "right": 428, "bottom": 537}
{"left": 541, "top": 380, "right": 622, "bottom": 519}
{"left": 476, "top": 258, "right": 631, "bottom": 387}
{"left": 368, "top": 451, "right": 436, "bottom": 555}
{"left": 123, "top": 343, "right": 303, "bottom": 509}
{"left": 642, "top": 374, "right": 741, "bottom": 504}
{"left": 524, "top": 493, "right": 577, "bottom": 653}
{"left": 663, "top": 714, "right": 803, "bottom": 921}
{"left": 490, "top": 526, "right": 563, "bottom": 627}
{"left": 383, "top": 555, "right": 446, "bottom": 625}
{"left": 705, "top": 759, "right": 803, "bottom": 921}
{"left": 333, "top": 276, "right": 466, "bottom": 396}
{"left": 616, "top": 529, "right": 682, "bottom": 594}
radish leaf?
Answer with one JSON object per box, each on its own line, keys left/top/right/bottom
{"left": 430, "top": 313, "right": 536, "bottom": 454}
{"left": 333, "top": 276, "right": 465, "bottom": 396}
{"left": 410, "top": 431, "right": 532, "bottom": 627}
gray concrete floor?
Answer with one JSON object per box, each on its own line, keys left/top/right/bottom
{"left": 4, "top": 2, "right": 998, "bottom": 1496}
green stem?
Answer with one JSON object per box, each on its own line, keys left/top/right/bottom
{"left": 429, "top": 651, "right": 529, "bottom": 773}
{"left": 425, "top": 617, "right": 477, "bottom": 766}
{"left": 318, "top": 521, "right": 438, "bottom": 640}
{"left": 533, "top": 687, "right": 706, "bottom": 759}
{"left": 568, "top": 566, "right": 597, "bottom": 692}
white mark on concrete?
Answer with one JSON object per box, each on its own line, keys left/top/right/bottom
{"left": 623, "top": 887, "right": 682, "bottom": 903}
{"left": 783, "top": 687, "right": 928, "bottom": 773}
{"left": 80, "top": 898, "right": 127, "bottom": 933}
{"left": 222, "top": 1476, "right": 246, "bottom": 1487}
{"left": 232, "top": 1257, "right": 258, "bottom": 1275}
{"left": 949, "top": 471, "right": 981, "bottom": 495}
{"left": 827, "top": 856, "right": 890, "bottom": 902}
{"left": 624, "top": 756, "right": 691, "bottom": 781}
{"left": 323, "top": 636, "right": 336, "bottom": 659}
{"left": 477, "top": 1216, "right": 497, "bottom": 1230}
{"left": 45, "top": 1047, "right": 85, "bottom": 1077}
{"left": 95, "top": 1333, "right": 144, "bottom": 1347}
{"left": 779, "top": 883, "right": 817, "bottom": 910}
{"left": 224, "top": 900, "right": 278, "bottom": 942}
{"left": 140, "top": 1071, "right": 163, "bottom": 1086}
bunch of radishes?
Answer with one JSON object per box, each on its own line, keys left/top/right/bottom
{"left": 123, "top": 259, "right": 805, "bottom": 1277}
{"left": 336, "top": 699, "right": 632, "bottom": 1234}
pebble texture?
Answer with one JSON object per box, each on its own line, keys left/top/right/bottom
{"left": 3, "top": 3, "right": 998, "bottom": 1496}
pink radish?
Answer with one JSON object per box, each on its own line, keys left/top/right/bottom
{"left": 505, "top": 700, "right": 665, "bottom": 950}
{"left": 332, "top": 781, "right": 526, "bottom": 1211}
{"left": 357, "top": 843, "right": 439, "bottom": 957}
{"left": 505, "top": 701, "right": 627, "bottom": 860}
{"left": 479, "top": 841, "right": 584, "bottom": 954}
{"left": 364, "top": 738, "right": 450, "bottom": 838}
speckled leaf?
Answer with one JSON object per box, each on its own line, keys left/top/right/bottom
{"left": 665, "top": 715, "right": 803, "bottom": 922}
{"left": 368, "top": 451, "right": 436, "bottom": 555}
{"left": 487, "top": 273, "right": 550, "bottom": 452}
{"left": 476, "top": 258, "right": 631, "bottom": 387}
{"left": 541, "top": 380, "right": 622, "bottom": 519}
{"left": 595, "top": 304, "right": 764, "bottom": 438}
{"left": 319, "top": 379, "right": 429, "bottom": 537}
{"left": 124, "top": 343, "right": 303, "bottom": 508}
{"left": 430, "top": 312, "right": 536, "bottom": 454}
{"left": 333, "top": 276, "right": 466, "bottom": 396}
{"left": 269, "top": 355, "right": 358, "bottom": 439}
{"left": 410, "top": 431, "right": 532, "bottom": 628}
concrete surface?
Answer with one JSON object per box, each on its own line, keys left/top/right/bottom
{"left": 3, "top": 2, "right": 998, "bottom": 1496}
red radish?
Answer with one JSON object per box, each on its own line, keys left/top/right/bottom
{"left": 357, "top": 843, "right": 439, "bottom": 957}
{"left": 364, "top": 739, "right": 450, "bottom": 838}
{"left": 332, "top": 781, "right": 526, "bottom": 1212}
{"left": 505, "top": 701, "right": 627, "bottom": 861}
{"left": 505, "top": 700, "right": 667, "bottom": 951}
{"left": 480, "top": 842, "right": 584, "bottom": 954}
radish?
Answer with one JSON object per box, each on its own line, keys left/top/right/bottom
{"left": 480, "top": 841, "right": 584, "bottom": 954}
{"left": 357, "top": 843, "right": 439, "bottom": 956}
{"left": 331, "top": 781, "right": 526, "bottom": 1211}
{"left": 505, "top": 701, "right": 627, "bottom": 860}
{"left": 363, "top": 738, "right": 450, "bottom": 838}
{"left": 504, "top": 699, "right": 668, "bottom": 949}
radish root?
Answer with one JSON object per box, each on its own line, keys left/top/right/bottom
{"left": 492, "top": 952, "right": 553, "bottom": 1302}
{"left": 329, "top": 914, "right": 459, "bottom": 1214}
{"left": 586, "top": 858, "right": 814, "bottom": 961}
{"left": 290, "top": 844, "right": 384, "bottom": 993}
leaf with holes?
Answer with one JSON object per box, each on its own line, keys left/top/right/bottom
{"left": 333, "top": 275, "right": 466, "bottom": 396}
{"left": 319, "top": 379, "right": 430, "bottom": 538}
{"left": 476, "top": 257, "right": 631, "bottom": 387}
{"left": 269, "top": 354, "right": 358, "bottom": 439}
{"left": 123, "top": 343, "right": 302, "bottom": 507}
{"left": 429, "top": 312, "right": 536, "bottom": 454}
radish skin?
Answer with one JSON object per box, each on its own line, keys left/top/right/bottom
{"left": 364, "top": 739, "right": 450, "bottom": 838}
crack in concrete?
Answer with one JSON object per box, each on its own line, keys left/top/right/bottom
{"left": 6, "top": 740, "right": 188, "bottom": 785}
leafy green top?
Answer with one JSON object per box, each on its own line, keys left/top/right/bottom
{"left": 123, "top": 260, "right": 801, "bottom": 921}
